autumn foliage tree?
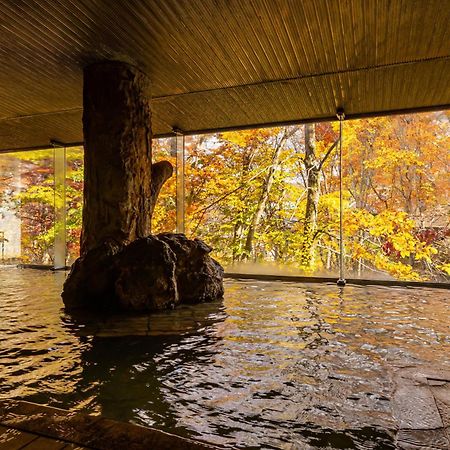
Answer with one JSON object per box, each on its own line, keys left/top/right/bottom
{"left": 0, "top": 111, "right": 448, "bottom": 280}
{"left": 153, "top": 111, "right": 449, "bottom": 281}
{"left": 342, "top": 112, "right": 449, "bottom": 280}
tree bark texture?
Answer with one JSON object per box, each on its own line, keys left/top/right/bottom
{"left": 301, "top": 123, "right": 320, "bottom": 267}
{"left": 63, "top": 61, "right": 223, "bottom": 312}
{"left": 243, "top": 133, "right": 287, "bottom": 259}
{"left": 81, "top": 61, "right": 157, "bottom": 255}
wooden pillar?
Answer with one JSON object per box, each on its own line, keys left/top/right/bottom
{"left": 81, "top": 61, "right": 159, "bottom": 254}
{"left": 62, "top": 61, "right": 223, "bottom": 312}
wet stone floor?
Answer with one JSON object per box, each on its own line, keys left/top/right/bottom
{"left": 0, "top": 399, "right": 215, "bottom": 450}
{"left": 0, "top": 267, "right": 449, "bottom": 449}
{"left": 0, "top": 423, "right": 90, "bottom": 450}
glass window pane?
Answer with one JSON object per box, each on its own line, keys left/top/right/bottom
{"left": 152, "top": 138, "right": 176, "bottom": 233}
{"left": 2, "top": 110, "right": 446, "bottom": 283}
{"left": 0, "top": 149, "right": 55, "bottom": 265}
{"left": 66, "top": 147, "right": 84, "bottom": 264}
{"left": 183, "top": 127, "right": 340, "bottom": 277}
{"left": 343, "top": 111, "right": 450, "bottom": 282}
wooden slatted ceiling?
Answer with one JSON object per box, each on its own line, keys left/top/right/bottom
{"left": 0, "top": 0, "right": 449, "bottom": 151}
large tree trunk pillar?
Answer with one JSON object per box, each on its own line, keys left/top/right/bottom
{"left": 81, "top": 61, "right": 153, "bottom": 255}
{"left": 63, "top": 61, "right": 222, "bottom": 312}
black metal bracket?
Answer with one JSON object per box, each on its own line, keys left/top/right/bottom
{"left": 336, "top": 107, "right": 345, "bottom": 120}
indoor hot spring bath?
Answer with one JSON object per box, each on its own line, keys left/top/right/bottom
{"left": 0, "top": 267, "right": 449, "bottom": 449}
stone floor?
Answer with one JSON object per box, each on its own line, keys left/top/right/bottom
{"left": 393, "top": 367, "right": 450, "bottom": 449}
{"left": 0, "top": 425, "right": 89, "bottom": 449}
{"left": 0, "top": 400, "right": 217, "bottom": 450}
{"left": 1, "top": 366, "right": 450, "bottom": 449}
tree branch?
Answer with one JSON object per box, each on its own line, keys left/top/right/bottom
{"left": 318, "top": 139, "right": 339, "bottom": 170}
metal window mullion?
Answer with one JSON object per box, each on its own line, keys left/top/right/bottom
{"left": 337, "top": 110, "right": 346, "bottom": 286}
{"left": 53, "top": 146, "right": 66, "bottom": 269}
{"left": 173, "top": 131, "right": 185, "bottom": 234}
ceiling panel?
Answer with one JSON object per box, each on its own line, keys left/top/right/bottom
{"left": 0, "top": 0, "right": 449, "bottom": 151}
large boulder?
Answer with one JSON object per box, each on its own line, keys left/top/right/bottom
{"left": 62, "top": 234, "right": 224, "bottom": 312}
{"left": 62, "top": 240, "right": 122, "bottom": 310}
{"left": 115, "top": 236, "right": 178, "bottom": 311}
{"left": 158, "top": 233, "right": 224, "bottom": 303}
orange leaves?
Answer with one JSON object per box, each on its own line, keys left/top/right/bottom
{"left": 220, "top": 128, "right": 277, "bottom": 149}
{"left": 149, "top": 111, "right": 448, "bottom": 280}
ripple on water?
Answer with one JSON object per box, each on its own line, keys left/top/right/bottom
{"left": 0, "top": 268, "right": 449, "bottom": 449}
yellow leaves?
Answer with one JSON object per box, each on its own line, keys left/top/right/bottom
{"left": 372, "top": 256, "right": 423, "bottom": 281}
{"left": 439, "top": 263, "right": 450, "bottom": 275}
{"left": 391, "top": 234, "right": 415, "bottom": 258}
{"left": 372, "top": 212, "right": 414, "bottom": 236}
{"left": 344, "top": 210, "right": 413, "bottom": 238}
{"left": 414, "top": 242, "right": 438, "bottom": 262}
{"left": 351, "top": 242, "right": 372, "bottom": 260}
{"left": 342, "top": 208, "right": 440, "bottom": 280}
{"left": 221, "top": 131, "right": 250, "bottom": 148}
{"left": 221, "top": 128, "right": 276, "bottom": 148}
{"left": 318, "top": 191, "right": 341, "bottom": 214}
{"left": 364, "top": 149, "right": 423, "bottom": 171}
{"left": 150, "top": 116, "right": 449, "bottom": 281}
{"left": 344, "top": 209, "right": 369, "bottom": 234}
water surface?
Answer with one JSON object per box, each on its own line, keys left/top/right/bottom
{"left": 1, "top": 267, "right": 449, "bottom": 449}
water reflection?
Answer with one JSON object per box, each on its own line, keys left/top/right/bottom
{"left": 0, "top": 268, "right": 449, "bottom": 449}
{"left": 64, "top": 300, "right": 226, "bottom": 438}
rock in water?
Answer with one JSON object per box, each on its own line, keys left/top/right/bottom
{"left": 62, "top": 234, "right": 224, "bottom": 311}
{"left": 115, "top": 236, "right": 178, "bottom": 311}
{"left": 62, "top": 240, "right": 122, "bottom": 310}
{"left": 158, "top": 233, "right": 224, "bottom": 303}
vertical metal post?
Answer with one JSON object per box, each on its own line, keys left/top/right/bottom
{"left": 0, "top": 231, "right": 5, "bottom": 263}
{"left": 336, "top": 109, "right": 346, "bottom": 286}
{"left": 53, "top": 144, "right": 66, "bottom": 269}
{"left": 172, "top": 129, "right": 185, "bottom": 234}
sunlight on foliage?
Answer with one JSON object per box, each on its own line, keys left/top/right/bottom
{"left": 0, "top": 112, "right": 448, "bottom": 281}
